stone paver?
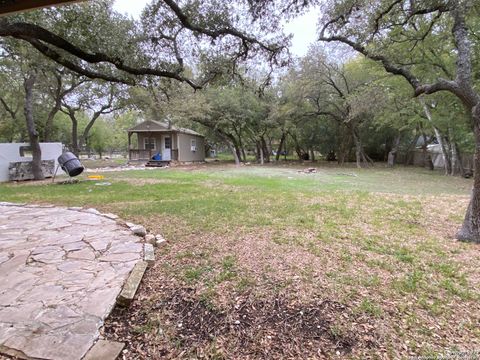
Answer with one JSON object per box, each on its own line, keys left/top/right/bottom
{"left": 117, "top": 261, "right": 148, "bottom": 307}
{"left": 0, "top": 204, "right": 144, "bottom": 360}
{"left": 144, "top": 243, "right": 155, "bottom": 266}
{"left": 83, "top": 340, "right": 124, "bottom": 360}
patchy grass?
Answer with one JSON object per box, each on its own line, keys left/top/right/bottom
{"left": 1, "top": 163, "right": 479, "bottom": 359}
{"left": 81, "top": 157, "right": 128, "bottom": 168}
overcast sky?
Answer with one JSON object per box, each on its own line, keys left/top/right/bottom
{"left": 112, "top": 0, "right": 319, "bottom": 57}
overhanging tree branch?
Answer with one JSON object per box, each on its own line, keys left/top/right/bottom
{"left": 0, "top": 0, "right": 287, "bottom": 89}
{"left": 318, "top": 1, "right": 480, "bottom": 106}
{"left": 162, "top": 0, "right": 283, "bottom": 54}
{"left": 20, "top": 36, "right": 136, "bottom": 85}
{"left": 319, "top": 31, "right": 422, "bottom": 90}
{"left": 0, "top": 19, "right": 203, "bottom": 88}
{"left": 0, "top": 96, "right": 18, "bottom": 119}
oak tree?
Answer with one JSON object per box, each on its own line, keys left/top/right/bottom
{"left": 319, "top": 0, "right": 480, "bottom": 242}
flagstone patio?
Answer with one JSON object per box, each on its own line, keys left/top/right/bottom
{"left": 0, "top": 203, "right": 144, "bottom": 360}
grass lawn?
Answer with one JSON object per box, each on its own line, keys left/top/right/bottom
{"left": 1, "top": 163, "right": 479, "bottom": 359}
{"left": 81, "top": 157, "right": 128, "bottom": 168}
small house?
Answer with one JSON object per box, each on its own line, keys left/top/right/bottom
{"left": 127, "top": 120, "right": 205, "bottom": 163}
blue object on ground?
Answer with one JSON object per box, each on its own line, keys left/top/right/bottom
{"left": 152, "top": 153, "right": 162, "bottom": 161}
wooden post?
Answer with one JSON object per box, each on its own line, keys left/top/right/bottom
{"left": 128, "top": 132, "right": 132, "bottom": 161}
{"left": 148, "top": 131, "right": 152, "bottom": 160}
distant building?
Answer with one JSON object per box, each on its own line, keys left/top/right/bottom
{"left": 127, "top": 120, "right": 205, "bottom": 164}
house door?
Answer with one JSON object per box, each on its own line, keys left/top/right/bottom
{"left": 163, "top": 136, "right": 171, "bottom": 161}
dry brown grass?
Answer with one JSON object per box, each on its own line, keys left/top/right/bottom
{"left": 104, "top": 190, "right": 480, "bottom": 359}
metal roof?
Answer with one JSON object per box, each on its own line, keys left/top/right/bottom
{"left": 127, "top": 120, "right": 204, "bottom": 137}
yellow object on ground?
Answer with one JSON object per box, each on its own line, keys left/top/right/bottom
{"left": 87, "top": 175, "right": 105, "bottom": 180}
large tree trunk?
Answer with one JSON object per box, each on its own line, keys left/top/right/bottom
{"left": 352, "top": 127, "right": 372, "bottom": 168}
{"left": 232, "top": 127, "right": 245, "bottom": 162}
{"left": 45, "top": 76, "right": 86, "bottom": 142}
{"left": 44, "top": 105, "right": 60, "bottom": 142}
{"left": 228, "top": 142, "right": 240, "bottom": 166}
{"left": 287, "top": 132, "right": 304, "bottom": 160}
{"left": 216, "top": 129, "right": 242, "bottom": 165}
{"left": 457, "top": 109, "right": 480, "bottom": 242}
{"left": 259, "top": 142, "right": 264, "bottom": 165}
{"left": 236, "top": 146, "right": 244, "bottom": 164}
{"left": 66, "top": 110, "right": 80, "bottom": 156}
{"left": 217, "top": 130, "right": 241, "bottom": 165}
{"left": 261, "top": 137, "right": 270, "bottom": 163}
{"left": 275, "top": 133, "right": 285, "bottom": 161}
{"left": 453, "top": 6, "right": 480, "bottom": 242}
{"left": 235, "top": 134, "right": 246, "bottom": 162}
{"left": 80, "top": 115, "right": 100, "bottom": 152}
{"left": 24, "top": 73, "right": 44, "bottom": 180}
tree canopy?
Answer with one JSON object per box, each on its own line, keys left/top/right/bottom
{"left": 0, "top": 0, "right": 296, "bottom": 87}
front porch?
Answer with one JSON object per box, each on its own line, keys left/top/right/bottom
{"left": 127, "top": 130, "right": 179, "bottom": 162}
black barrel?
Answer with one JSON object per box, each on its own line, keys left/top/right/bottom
{"left": 58, "top": 152, "right": 84, "bottom": 177}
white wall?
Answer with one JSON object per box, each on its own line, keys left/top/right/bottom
{"left": 0, "top": 143, "right": 64, "bottom": 182}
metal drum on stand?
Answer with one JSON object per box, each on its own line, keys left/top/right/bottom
{"left": 57, "top": 152, "right": 84, "bottom": 177}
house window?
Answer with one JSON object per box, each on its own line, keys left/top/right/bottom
{"left": 191, "top": 139, "right": 197, "bottom": 152}
{"left": 164, "top": 137, "right": 171, "bottom": 149}
{"left": 144, "top": 137, "right": 156, "bottom": 150}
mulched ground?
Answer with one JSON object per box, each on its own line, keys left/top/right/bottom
{"left": 104, "top": 279, "right": 379, "bottom": 359}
